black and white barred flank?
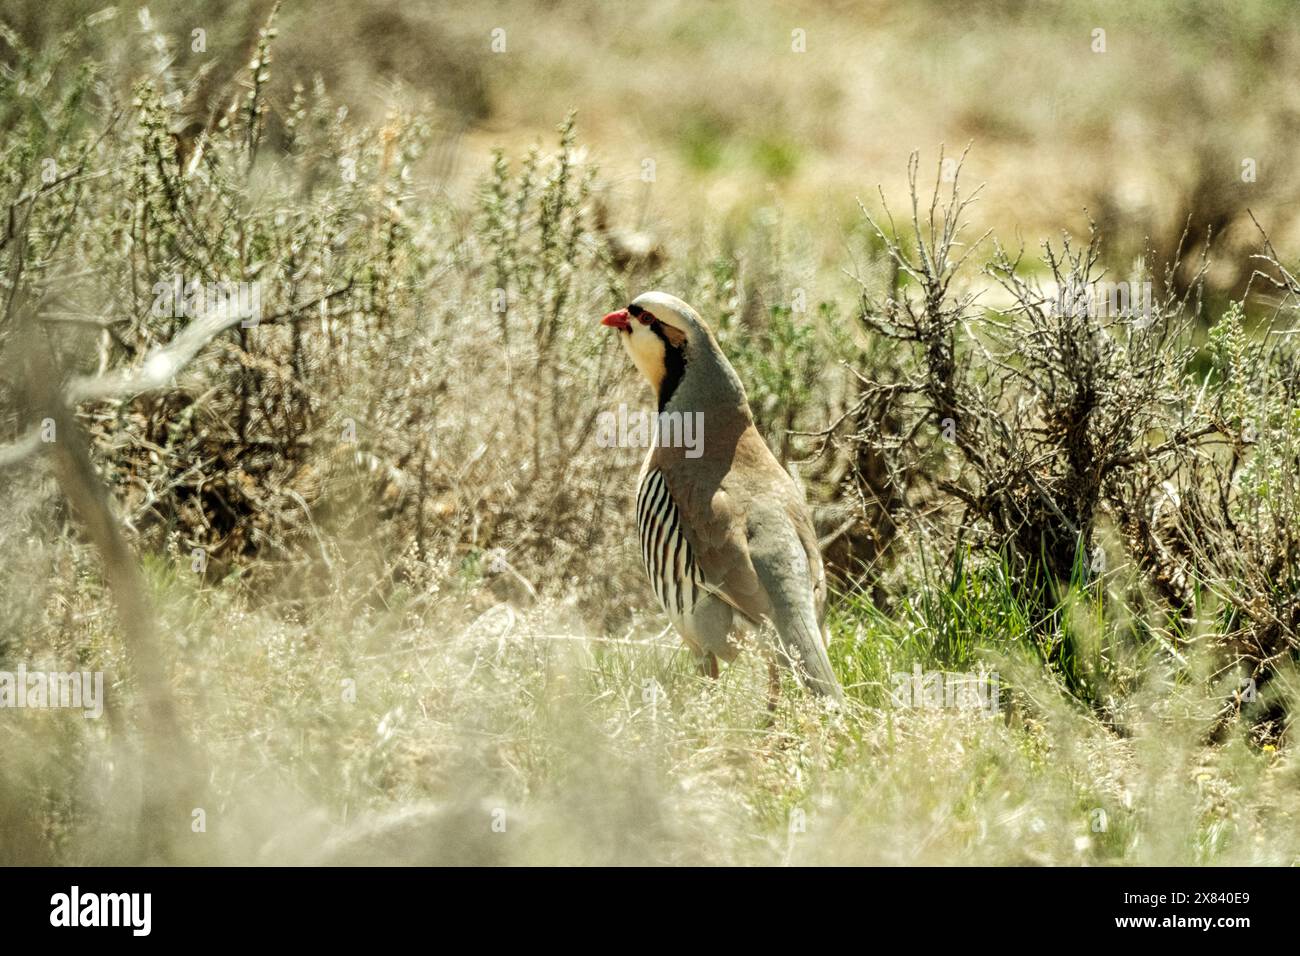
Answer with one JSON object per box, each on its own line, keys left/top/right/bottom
{"left": 635, "top": 468, "right": 705, "bottom": 621}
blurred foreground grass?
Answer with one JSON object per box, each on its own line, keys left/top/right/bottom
{"left": 5, "top": 553, "right": 1296, "bottom": 865}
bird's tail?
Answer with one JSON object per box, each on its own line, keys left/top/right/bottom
{"left": 749, "top": 529, "right": 845, "bottom": 701}
{"left": 769, "top": 602, "right": 843, "bottom": 701}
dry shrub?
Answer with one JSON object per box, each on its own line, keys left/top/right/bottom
{"left": 827, "top": 150, "right": 1298, "bottom": 736}
{"left": 840, "top": 152, "right": 1212, "bottom": 589}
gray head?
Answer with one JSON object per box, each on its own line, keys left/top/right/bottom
{"left": 600, "top": 291, "right": 748, "bottom": 414}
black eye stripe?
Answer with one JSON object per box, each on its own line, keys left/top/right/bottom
{"left": 653, "top": 324, "right": 686, "bottom": 410}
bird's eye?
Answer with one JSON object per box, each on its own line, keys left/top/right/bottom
{"left": 627, "top": 304, "right": 654, "bottom": 325}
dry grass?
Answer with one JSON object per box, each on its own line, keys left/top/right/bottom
{"left": 4, "top": 549, "right": 1298, "bottom": 865}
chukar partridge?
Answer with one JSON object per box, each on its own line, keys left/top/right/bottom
{"left": 601, "top": 292, "right": 843, "bottom": 700}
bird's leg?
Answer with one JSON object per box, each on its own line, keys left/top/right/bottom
{"left": 766, "top": 654, "right": 782, "bottom": 713}
{"left": 699, "top": 652, "right": 719, "bottom": 680}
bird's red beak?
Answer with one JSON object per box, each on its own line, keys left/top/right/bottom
{"left": 601, "top": 308, "right": 630, "bottom": 330}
